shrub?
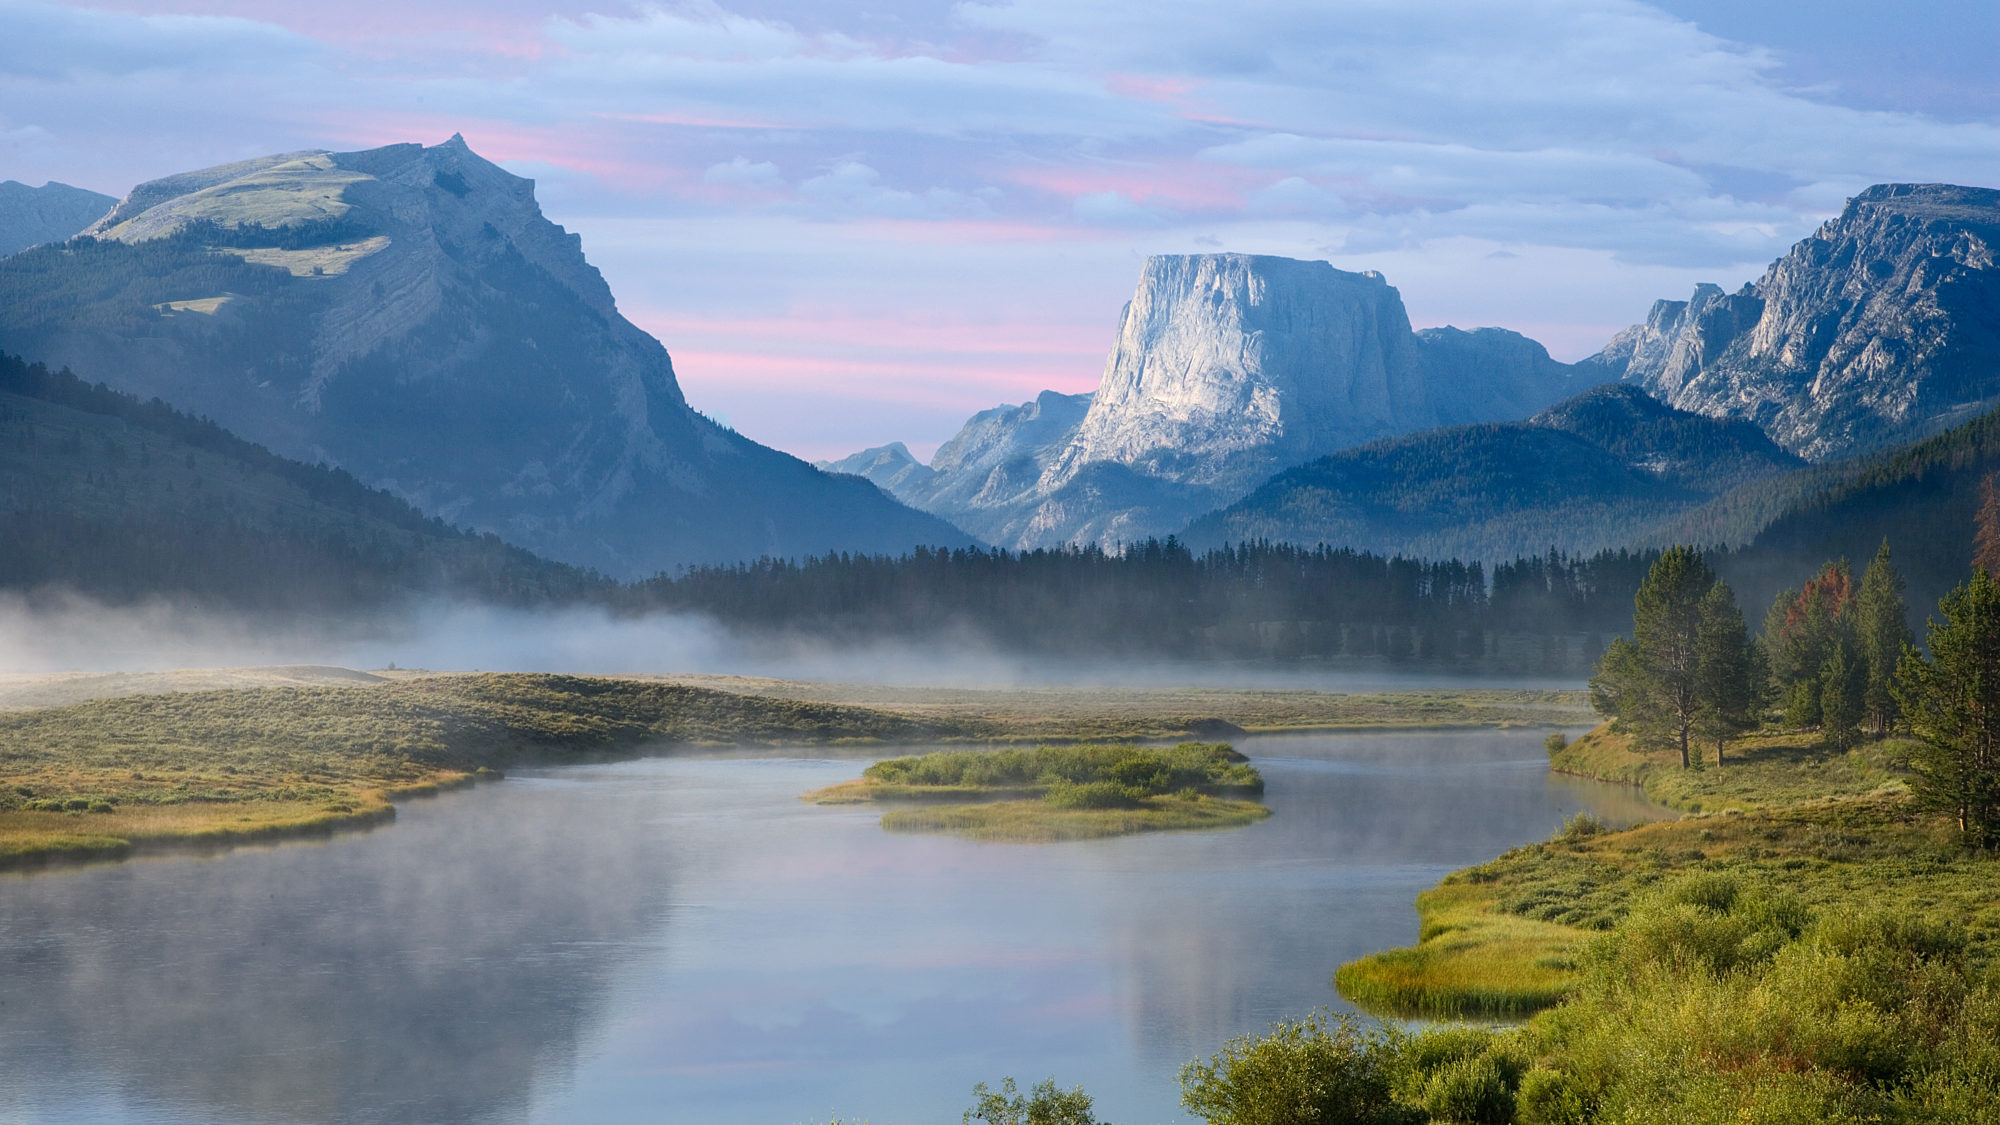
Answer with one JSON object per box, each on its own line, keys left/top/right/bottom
{"left": 1544, "top": 731, "right": 1569, "bottom": 757}
{"left": 963, "top": 1077, "right": 1101, "bottom": 1125}
{"left": 1178, "top": 1010, "right": 1402, "bottom": 1125}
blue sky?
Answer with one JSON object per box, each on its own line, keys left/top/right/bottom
{"left": 3, "top": 0, "right": 1996, "bottom": 460}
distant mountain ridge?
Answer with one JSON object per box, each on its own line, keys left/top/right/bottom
{"left": 826, "top": 253, "right": 1580, "bottom": 548}
{"left": 1180, "top": 384, "right": 1803, "bottom": 560}
{"left": 1582, "top": 183, "right": 2000, "bottom": 461}
{"left": 0, "top": 180, "right": 115, "bottom": 257}
{"left": 0, "top": 137, "right": 971, "bottom": 577}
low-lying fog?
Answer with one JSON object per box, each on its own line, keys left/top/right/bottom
{"left": 0, "top": 593, "right": 1583, "bottom": 690}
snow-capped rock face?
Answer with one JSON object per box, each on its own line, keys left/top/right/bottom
{"left": 1582, "top": 184, "right": 2000, "bottom": 461}
{"left": 1048, "top": 255, "right": 1426, "bottom": 493}
{"left": 0, "top": 138, "right": 971, "bottom": 574}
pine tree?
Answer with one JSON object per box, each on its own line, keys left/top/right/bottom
{"left": 1975, "top": 473, "right": 2000, "bottom": 578}
{"left": 1591, "top": 547, "right": 1716, "bottom": 768}
{"left": 1855, "top": 540, "right": 1912, "bottom": 734}
{"left": 1694, "top": 580, "right": 1759, "bottom": 764}
{"left": 1820, "top": 639, "right": 1864, "bottom": 751}
{"left": 1894, "top": 568, "right": 2000, "bottom": 848}
{"left": 1762, "top": 560, "right": 1856, "bottom": 730}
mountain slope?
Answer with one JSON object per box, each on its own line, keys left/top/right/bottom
{"left": 1582, "top": 183, "right": 2000, "bottom": 460}
{"left": 0, "top": 181, "right": 114, "bottom": 257}
{"left": 0, "top": 353, "right": 603, "bottom": 608}
{"left": 1181, "top": 384, "right": 1802, "bottom": 560}
{"left": 0, "top": 138, "right": 971, "bottom": 577}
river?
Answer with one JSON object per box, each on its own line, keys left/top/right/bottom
{"left": 0, "top": 728, "right": 1656, "bottom": 1125}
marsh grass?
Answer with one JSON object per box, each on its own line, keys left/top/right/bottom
{"left": 0, "top": 673, "right": 962, "bottom": 869}
{"left": 806, "top": 741, "right": 1271, "bottom": 842}
{"left": 880, "top": 794, "right": 1271, "bottom": 843}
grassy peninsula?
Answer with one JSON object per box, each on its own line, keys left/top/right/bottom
{"left": 805, "top": 741, "right": 1271, "bottom": 842}
{"left": 0, "top": 672, "right": 961, "bottom": 870}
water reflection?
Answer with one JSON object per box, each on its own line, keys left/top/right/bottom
{"left": 0, "top": 729, "right": 1653, "bottom": 1125}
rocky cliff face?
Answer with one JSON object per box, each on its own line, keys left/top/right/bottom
{"left": 1581, "top": 184, "right": 2000, "bottom": 460}
{"left": 0, "top": 138, "right": 970, "bottom": 575}
{"left": 825, "top": 254, "right": 1578, "bottom": 549}
{"left": 0, "top": 180, "right": 115, "bottom": 257}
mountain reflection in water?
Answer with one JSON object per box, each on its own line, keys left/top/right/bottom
{"left": 0, "top": 730, "right": 1656, "bottom": 1125}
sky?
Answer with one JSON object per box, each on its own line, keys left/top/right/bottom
{"left": 3, "top": 0, "right": 1998, "bottom": 462}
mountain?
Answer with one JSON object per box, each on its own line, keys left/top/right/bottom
{"left": 0, "top": 180, "right": 115, "bottom": 257}
{"left": 1180, "top": 384, "right": 1802, "bottom": 560}
{"left": 824, "top": 255, "right": 1578, "bottom": 549}
{"left": 1581, "top": 183, "right": 2000, "bottom": 461}
{"left": 813, "top": 441, "right": 935, "bottom": 497}
{"left": 0, "top": 353, "right": 602, "bottom": 608}
{"left": 0, "top": 138, "right": 970, "bottom": 577}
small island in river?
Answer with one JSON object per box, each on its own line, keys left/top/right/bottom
{"left": 804, "top": 741, "right": 1271, "bottom": 842}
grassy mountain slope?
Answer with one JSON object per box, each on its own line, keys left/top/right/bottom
{"left": 0, "top": 353, "right": 604, "bottom": 608}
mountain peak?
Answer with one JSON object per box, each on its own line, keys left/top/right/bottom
{"left": 1583, "top": 180, "right": 2000, "bottom": 460}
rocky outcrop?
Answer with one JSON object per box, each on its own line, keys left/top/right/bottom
{"left": 1581, "top": 184, "right": 2000, "bottom": 460}
{"left": 0, "top": 180, "right": 116, "bottom": 257}
{"left": 0, "top": 138, "right": 971, "bottom": 575}
{"left": 826, "top": 254, "right": 1578, "bottom": 549}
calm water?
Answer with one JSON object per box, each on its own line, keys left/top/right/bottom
{"left": 0, "top": 729, "right": 1655, "bottom": 1125}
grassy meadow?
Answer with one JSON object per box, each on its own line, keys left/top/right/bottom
{"left": 0, "top": 672, "right": 961, "bottom": 869}
{"left": 1336, "top": 722, "right": 1998, "bottom": 1021}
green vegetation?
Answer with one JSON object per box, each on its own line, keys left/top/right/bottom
{"left": 0, "top": 673, "right": 959, "bottom": 869}
{"left": 806, "top": 742, "right": 1271, "bottom": 842}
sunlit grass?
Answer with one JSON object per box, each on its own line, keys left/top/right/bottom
{"left": 1335, "top": 881, "right": 1586, "bottom": 1019}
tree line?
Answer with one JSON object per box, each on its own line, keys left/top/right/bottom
{"left": 635, "top": 540, "right": 1660, "bottom": 669}
{"left": 1591, "top": 537, "right": 2000, "bottom": 847}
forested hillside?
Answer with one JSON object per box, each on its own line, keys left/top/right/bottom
{"left": 0, "top": 354, "right": 605, "bottom": 608}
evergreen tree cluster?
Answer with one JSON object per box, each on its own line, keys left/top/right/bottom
{"left": 637, "top": 542, "right": 1657, "bottom": 668}
{"left": 1759, "top": 544, "right": 1912, "bottom": 749}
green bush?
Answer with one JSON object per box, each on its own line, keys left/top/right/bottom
{"left": 1178, "top": 1010, "right": 1404, "bottom": 1125}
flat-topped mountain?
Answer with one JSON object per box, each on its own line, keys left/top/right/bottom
{"left": 0, "top": 138, "right": 969, "bottom": 575}
{"left": 1181, "top": 383, "right": 1803, "bottom": 560}
{"left": 826, "top": 254, "right": 1579, "bottom": 549}
{"left": 1045, "top": 255, "right": 1576, "bottom": 495}
{"left": 1582, "top": 183, "right": 2000, "bottom": 461}
{"left": 0, "top": 180, "right": 115, "bottom": 257}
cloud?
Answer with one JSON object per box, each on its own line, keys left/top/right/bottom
{"left": 1071, "top": 190, "right": 1170, "bottom": 227}
{"left": 704, "top": 156, "right": 785, "bottom": 189}
{"left": 798, "top": 161, "right": 989, "bottom": 218}
{"left": 0, "top": 0, "right": 319, "bottom": 80}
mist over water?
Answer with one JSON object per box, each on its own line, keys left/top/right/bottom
{"left": 0, "top": 594, "right": 1580, "bottom": 690}
{"left": 0, "top": 729, "right": 1653, "bottom": 1125}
